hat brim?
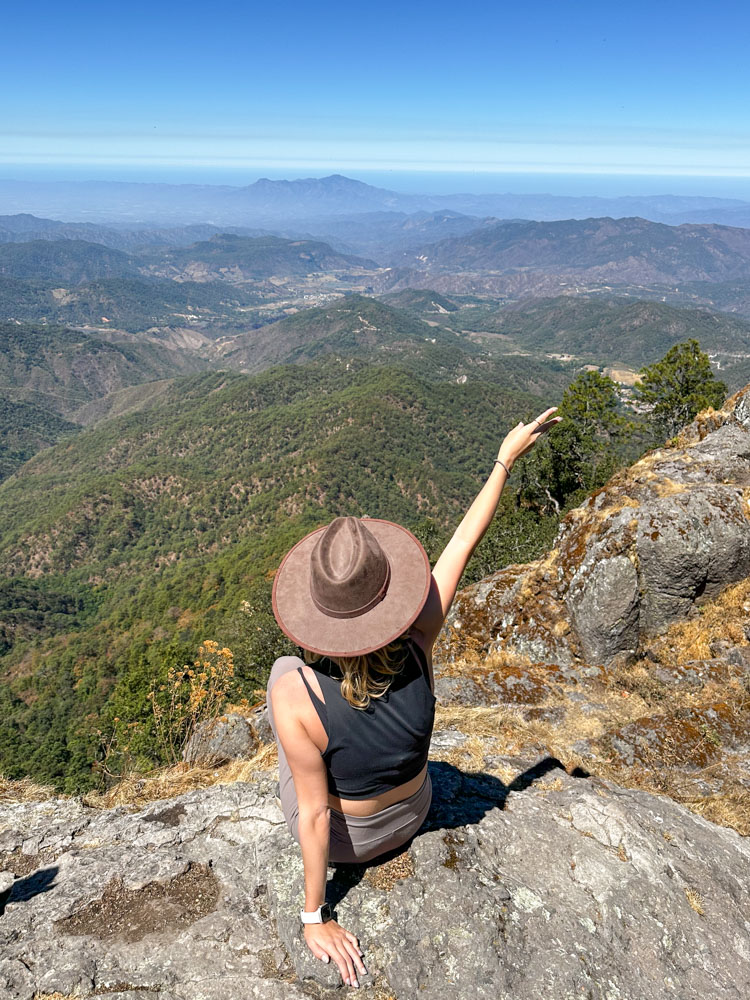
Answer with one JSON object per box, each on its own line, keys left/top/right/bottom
{"left": 272, "top": 518, "right": 431, "bottom": 657}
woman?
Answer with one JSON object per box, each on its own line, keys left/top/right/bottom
{"left": 267, "top": 407, "right": 561, "bottom": 987}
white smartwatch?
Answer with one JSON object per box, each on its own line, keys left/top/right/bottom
{"left": 300, "top": 902, "right": 332, "bottom": 924}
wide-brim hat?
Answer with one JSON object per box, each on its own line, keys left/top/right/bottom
{"left": 272, "top": 516, "right": 431, "bottom": 657}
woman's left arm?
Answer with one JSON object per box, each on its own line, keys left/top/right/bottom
{"left": 413, "top": 406, "right": 562, "bottom": 649}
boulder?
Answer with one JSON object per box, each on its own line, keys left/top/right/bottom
{"left": 182, "top": 712, "right": 259, "bottom": 765}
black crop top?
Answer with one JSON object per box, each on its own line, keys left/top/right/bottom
{"left": 296, "top": 638, "right": 436, "bottom": 800}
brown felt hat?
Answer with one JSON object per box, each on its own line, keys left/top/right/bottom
{"left": 272, "top": 516, "right": 431, "bottom": 657}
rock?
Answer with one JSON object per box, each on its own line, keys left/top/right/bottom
{"left": 438, "top": 382, "right": 750, "bottom": 666}
{"left": 577, "top": 701, "right": 750, "bottom": 770}
{"left": 1, "top": 761, "right": 749, "bottom": 999}
{"left": 0, "top": 870, "right": 13, "bottom": 913}
{"left": 182, "top": 712, "right": 259, "bottom": 765}
{"left": 247, "top": 702, "right": 273, "bottom": 745}
{"left": 430, "top": 729, "right": 470, "bottom": 751}
{"left": 726, "top": 644, "right": 750, "bottom": 672}
{"left": 0, "top": 778, "right": 312, "bottom": 1000}
{"left": 267, "top": 761, "right": 750, "bottom": 999}
{"left": 434, "top": 674, "right": 488, "bottom": 706}
{"left": 567, "top": 552, "right": 640, "bottom": 663}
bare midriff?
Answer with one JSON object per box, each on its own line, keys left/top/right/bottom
{"left": 327, "top": 760, "right": 428, "bottom": 817}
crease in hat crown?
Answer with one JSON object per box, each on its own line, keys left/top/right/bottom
{"left": 310, "top": 516, "right": 391, "bottom": 620}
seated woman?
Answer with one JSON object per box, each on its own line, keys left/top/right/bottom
{"left": 267, "top": 407, "right": 560, "bottom": 987}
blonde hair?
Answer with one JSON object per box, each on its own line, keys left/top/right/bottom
{"left": 302, "top": 635, "right": 409, "bottom": 710}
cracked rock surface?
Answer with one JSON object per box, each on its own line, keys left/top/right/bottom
{"left": 2, "top": 750, "right": 750, "bottom": 1000}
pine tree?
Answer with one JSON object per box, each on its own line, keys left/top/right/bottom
{"left": 634, "top": 339, "right": 727, "bottom": 439}
{"left": 517, "top": 370, "right": 631, "bottom": 512}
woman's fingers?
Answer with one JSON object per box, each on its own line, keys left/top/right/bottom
{"left": 344, "top": 937, "right": 367, "bottom": 975}
{"left": 346, "top": 930, "right": 365, "bottom": 959}
{"left": 333, "top": 941, "right": 357, "bottom": 986}
{"left": 308, "top": 940, "right": 330, "bottom": 963}
{"left": 531, "top": 407, "right": 559, "bottom": 429}
{"left": 330, "top": 947, "right": 351, "bottom": 984}
{"left": 306, "top": 924, "right": 365, "bottom": 986}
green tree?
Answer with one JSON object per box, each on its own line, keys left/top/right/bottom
{"left": 516, "top": 370, "right": 632, "bottom": 513}
{"left": 464, "top": 491, "right": 560, "bottom": 584}
{"left": 633, "top": 339, "right": 727, "bottom": 440}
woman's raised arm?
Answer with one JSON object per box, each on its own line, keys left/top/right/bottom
{"left": 413, "top": 406, "right": 561, "bottom": 649}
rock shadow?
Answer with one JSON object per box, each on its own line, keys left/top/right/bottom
{"left": 326, "top": 756, "right": 581, "bottom": 909}
{"left": 0, "top": 865, "right": 59, "bottom": 914}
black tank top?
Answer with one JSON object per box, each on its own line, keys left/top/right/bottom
{"left": 297, "top": 638, "right": 436, "bottom": 800}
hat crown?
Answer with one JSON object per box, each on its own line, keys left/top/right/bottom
{"left": 310, "top": 517, "right": 391, "bottom": 619}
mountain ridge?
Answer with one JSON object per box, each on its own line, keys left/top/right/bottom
{"left": 3, "top": 174, "right": 750, "bottom": 227}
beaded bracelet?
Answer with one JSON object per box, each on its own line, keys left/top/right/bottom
{"left": 494, "top": 458, "right": 512, "bottom": 477}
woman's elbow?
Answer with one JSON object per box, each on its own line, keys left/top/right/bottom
{"left": 297, "top": 802, "right": 331, "bottom": 830}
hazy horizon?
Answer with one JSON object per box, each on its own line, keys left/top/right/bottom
{"left": 3, "top": 167, "right": 750, "bottom": 203}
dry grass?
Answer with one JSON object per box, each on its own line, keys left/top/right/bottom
{"left": 440, "top": 646, "right": 535, "bottom": 679}
{"left": 538, "top": 776, "right": 565, "bottom": 794}
{"left": 434, "top": 702, "right": 517, "bottom": 739}
{"left": 672, "top": 405, "right": 731, "bottom": 448}
{"left": 650, "top": 577, "right": 750, "bottom": 661}
{"left": 684, "top": 887, "right": 705, "bottom": 915}
{"left": 369, "top": 980, "right": 398, "bottom": 1000}
{"left": 561, "top": 745, "right": 750, "bottom": 837}
{"left": 364, "top": 849, "right": 416, "bottom": 891}
{"left": 430, "top": 733, "right": 495, "bottom": 772}
{"left": 0, "top": 776, "right": 59, "bottom": 804}
{"left": 681, "top": 789, "right": 750, "bottom": 837}
{"left": 85, "top": 742, "right": 278, "bottom": 810}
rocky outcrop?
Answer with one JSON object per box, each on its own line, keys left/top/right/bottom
{"left": 2, "top": 745, "right": 750, "bottom": 1000}
{"left": 429, "top": 385, "right": 750, "bottom": 837}
{"left": 438, "top": 383, "right": 750, "bottom": 668}
{"left": 182, "top": 710, "right": 266, "bottom": 766}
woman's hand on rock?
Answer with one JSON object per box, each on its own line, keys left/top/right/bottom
{"left": 498, "top": 407, "right": 562, "bottom": 468}
{"left": 304, "top": 919, "right": 366, "bottom": 987}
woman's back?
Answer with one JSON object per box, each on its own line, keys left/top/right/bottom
{"left": 294, "top": 638, "right": 436, "bottom": 800}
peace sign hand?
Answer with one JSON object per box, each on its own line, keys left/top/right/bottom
{"left": 498, "top": 407, "right": 562, "bottom": 469}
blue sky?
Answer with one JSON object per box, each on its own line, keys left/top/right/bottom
{"left": 3, "top": 0, "right": 749, "bottom": 191}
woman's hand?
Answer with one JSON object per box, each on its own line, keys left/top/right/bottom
{"left": 498, "top": 406, "right": 562, "bottom": 469}
{"left": 304, "top": 919, "right": 367, "bottom": 988}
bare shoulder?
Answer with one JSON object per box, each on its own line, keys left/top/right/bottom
{"left": 270, "top": 660, "right": 326, "bottom": 706}
{"left": 269, "top": 663, "right": 305, "bottom": 705}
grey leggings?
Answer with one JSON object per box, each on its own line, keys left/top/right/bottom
{"left": 267, "top": 655, "right": 432, "bottom": 863}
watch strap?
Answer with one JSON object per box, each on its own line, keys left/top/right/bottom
{"left": 300, "top": 902, "right": 332, "bottom": 924}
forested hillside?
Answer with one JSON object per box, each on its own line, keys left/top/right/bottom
{"left": 0, "top": 361, "right": 555, "bottom": 790}
{"left": 0, "top": 274, "right": 263, "bottom": 332}
{"left": 386, "top": 292, "right": 750, "bottom": 388}
{"left": 0, "top": 239, "right": 136, "bottom": 282}
{"left": 0, "top": 322, "right": 207, "bottom": 420}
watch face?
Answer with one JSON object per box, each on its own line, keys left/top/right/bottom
{"left": 320, "top": 902, "right": 332, "bottom": 922}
